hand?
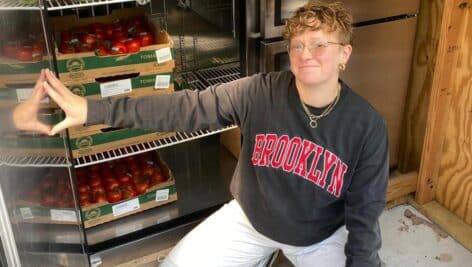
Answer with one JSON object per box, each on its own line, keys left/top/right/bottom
{"left": 12, "top": 69, "right": 52, "bottom": 135}
{"left": 43, "top": 69, "right": 87, "bottom": 135}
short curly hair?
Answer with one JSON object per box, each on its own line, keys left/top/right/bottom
{"left": 283, "top": 0, "right": 353, "bottom": 45}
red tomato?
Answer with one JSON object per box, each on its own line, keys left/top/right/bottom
{"left": 31, "top": 48, "right": 42, "bottom": 61}
{"left": 91, "top": 186, "right": 105, "bottom": 195}
{"left": 105, "top": 179, "right": 120, "bottom": 191}
{"left": 125, "top": 39, "right": 141, "bottom": 53}
{"left": 89, "top": 174, "right": 102, "bottom": 188}
{"left": 95, "top": 45, "right": 109, "bottom": 56}
{"left": 138, "top": 32, "right": 154, "bottom": 46}
{"left": 105, "top": 24, "right": 114, "bottom": 38}
{"left": 59, "top": 43, "right": 75, "bottom": 54}
{"left": 134, "top": 181, "right": 149, "bottom": 195}
{"left": 107, "top": 189, "right": 122, "bottom": 203}
{"left": 78, "top": 191, "right": 90, "bottom": 201}
{"left": 80, "top": 199, "right": 92, "bottom": 207}
{"left": 109, "top": 41, "right": 128, "bottom": 55}
{"left": 152, "top": 171, "right": 166, "bottom": 183}
{"left": 90, "top": 23, "right": 105, "bottom": 34}
{"left": 116, "top": 36, "right": 128, "bottom": 43}
{"left": 121, "top": 187, "right": 137, "bottom": 199}
{"left": 142, "top": 164, "right": 155, "bottom": 176}
{"left": 80, "top": 33, "right": 97, "bottom": 47}
{"left": 15, "top": 47, "right": 33, "bottom": 61}
{"left": 94, "top": 192, "right": 107, "bottom": 203}
{"left": 78, "top": 184, "right": 90, "bottom": 194}
{"left": 112, "top": 29, "right": 126, "bottom": 41}
{"left": 117, "top": 173, "right": 132, "bottom": 184}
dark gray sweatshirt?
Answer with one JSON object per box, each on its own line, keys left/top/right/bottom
{"left": 88, "top": 70, "right": 389, "bottom": 267}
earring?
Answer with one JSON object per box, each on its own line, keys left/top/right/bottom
{"left": 338, "top": 63, "right": 346, "bottom": 71}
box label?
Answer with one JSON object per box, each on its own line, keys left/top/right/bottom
{"left": 16, "top": 88, "right": 50, "bottom": 103}
{"left": 154, "top": 75, "right": 171, "bottom": 89}
{"left": 100, "top": 79, "right": 132, "bottom": 98}
{"left": 155, "top": 188, "right": 169, "bottom": 202}
{"left": 155, "top": 47, "right": 172, "bottom": 64}
{"left": 50, "top": 209, "right": 77, "bottom": 222}
{"left": 112, "top": 198, "right": 140, "bottom": 217}
{"left": 20, "top": 207, "right": 34, "bottom": 220}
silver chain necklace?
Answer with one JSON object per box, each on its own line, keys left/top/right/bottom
{"left": 299, "top": 83, "right": 341, "bottom": 128}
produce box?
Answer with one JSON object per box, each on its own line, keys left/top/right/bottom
{"left": 0, "top": 57, "right": 49, "bottom": 85}
{"left": 0, "top": 111, "right": 65, "bottom": 157}
{"left": 0, "top": 84, "right": 56, "bottom": 108}
{"left": 69, "top": 128, "right": 175, "bottom": 158}
{"left": 13, "top": 152, "right": 178, "bottom": 228}
{"left": 51, "top": 8, "right": 175, "bottom": 83}
{"left": 76, "top": 151, "right": 177, "bottom": 228}
{"left": 64, "top": 71, "right": 174, "bottom": 100}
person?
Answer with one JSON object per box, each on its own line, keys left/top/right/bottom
{"left": 13, "top": 1, "right": 388, "bottom": 266}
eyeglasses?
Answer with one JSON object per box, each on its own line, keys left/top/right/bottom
{"left": 287, "top": 41, "right": 346, "bottom": 55}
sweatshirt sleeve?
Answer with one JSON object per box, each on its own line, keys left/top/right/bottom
{"left": 344, "top": 117, "right": 389, "bottom": 267}
{"left": 86, "top": 75, "right": 259, "bottom": 132}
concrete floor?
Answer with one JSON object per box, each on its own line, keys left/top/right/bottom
{"left": 379, "top": 204, "right": 472, "bottom": 267}
{"left": 271, "top": 204, "right": 472, "bottom": 267}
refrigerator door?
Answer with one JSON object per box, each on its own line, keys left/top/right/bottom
{"left": 0, "top": 7, "right": 88, "bottom": 267}
{"left": 341, "top": 17, "right": 418, "bottom": 168}
{"left": 260, "top": 0, "right": 420, "bottom": 39}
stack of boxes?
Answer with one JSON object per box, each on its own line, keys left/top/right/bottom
{"left": 50, "top": 8, "right": 177, "bottom": 158}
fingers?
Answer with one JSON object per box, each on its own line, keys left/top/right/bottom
{"left": 31, "top": 69, "right": 46, "bottom": 103}
{"left": 43, "top": 80, "right": 65, "bottom": 109}
{"left": 44, "top": 69, "right": 71, "bottom": 97}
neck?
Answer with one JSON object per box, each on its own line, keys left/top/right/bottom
{"left": 296, "top": 79, "right": 340, "bottom": 108}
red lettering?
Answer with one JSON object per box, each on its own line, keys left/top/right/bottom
{"left": 270, "top": 135, "right": 289, "bottom": 169}
{"left": 316, "top": 150, "right": 338, "bottom": 188}
{"left": 282, "top": 137, "right": 302, "bottom": 172}
{"left": 259, "top": 134, "right": 278, "bottom": 166}
{"left": 306, "top": 145, "right": 324, "bottom": 183}
{"left": 251, "top": 134, "right": 266, "bottom": 166}
{"left": 327, "top": 160, "right": 348, "bottom": 197}
{"left": 293, "top": 140, "right": 316, "bottom": 177}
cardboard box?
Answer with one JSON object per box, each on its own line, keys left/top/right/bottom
{"left": 51, "top": 8, "right": 175, "bottom": 83}
{"left": 0, "top": 84, "right": 57, "bottom": 108}
{"left": 82, "top": 178, "right": 177, "bottom": 228}
{"left": 69, "top": 128, "right": 175, "bottom": 158}
{"left": 0, "top": 57, "right": 50, "bottom": 85}
{"left": 64, "top": 71, "right": 174, "bottom": 99}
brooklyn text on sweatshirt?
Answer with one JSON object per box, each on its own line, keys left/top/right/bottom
{"left": 251, "top": 134, "right": 347, "bottom": 198}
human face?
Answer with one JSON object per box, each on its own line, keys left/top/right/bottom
{"left": 288, "top": 29, "right": 352, "bottom": 89}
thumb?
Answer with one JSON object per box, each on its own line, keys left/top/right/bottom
{"left": 49, "top": 118, "right": 75, "bottom": 136}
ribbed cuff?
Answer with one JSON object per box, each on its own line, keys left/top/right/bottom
{"left": 86, "top": 98, "right": 107, "bottom": 126}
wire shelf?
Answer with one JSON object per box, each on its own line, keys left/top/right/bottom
{"left": 0, "top": 0, "right": 136, "bottom": 11}
{"left": 73, "top": 125, "right": 237, "bottom": 168}
{"left": 0, "top": 154, "right": 71, "bottom": 168}
{"left": 196, "top": 62, "right": 240, "bottom": 86}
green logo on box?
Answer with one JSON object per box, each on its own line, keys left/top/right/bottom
{"left": 76, "top": 136, "right": 93, "bottom": 149}
{"left": 66, "top": 58, "right": 85, "bottom": 72}
{"left": 68, "top": 85, "right": 86, "bottom": 96}
{"left": 85, "top": 207, "right": 101, "bottom": 219}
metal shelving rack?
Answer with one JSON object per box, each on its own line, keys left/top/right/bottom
{"left": 0, "top": 1, "right": 242, "bottom": 265}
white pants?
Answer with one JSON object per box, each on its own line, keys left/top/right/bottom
{"left": 160, "top": 200, "right": 348, "bottom": 267}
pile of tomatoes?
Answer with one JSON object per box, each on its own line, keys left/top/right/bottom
{"left": 76, "top": 152, "right": 168, "bottom": 207}
{"left": 59, "top": 16, "right": 154, "bottom": 56}
{"left": 1, "top": 34, "right": 46, "bottom": 62}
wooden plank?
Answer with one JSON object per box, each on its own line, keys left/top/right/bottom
{"left": 398, "top": 0, "right": 444, "bottom": 173}
{"left": 408, "top": 199, "right": 472, "bottom": 252}
{"left": 415, "top": 0, "right": 469, "bottom": 204}
{"left": 435, "top": 4, "right": 472, "bottom": 224}
{"left": 387, "top": 171, "right": 418, "bottom": 202}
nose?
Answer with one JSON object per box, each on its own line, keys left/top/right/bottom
{"left": 300, "top": 46, "right": 314, "bottom": 59}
